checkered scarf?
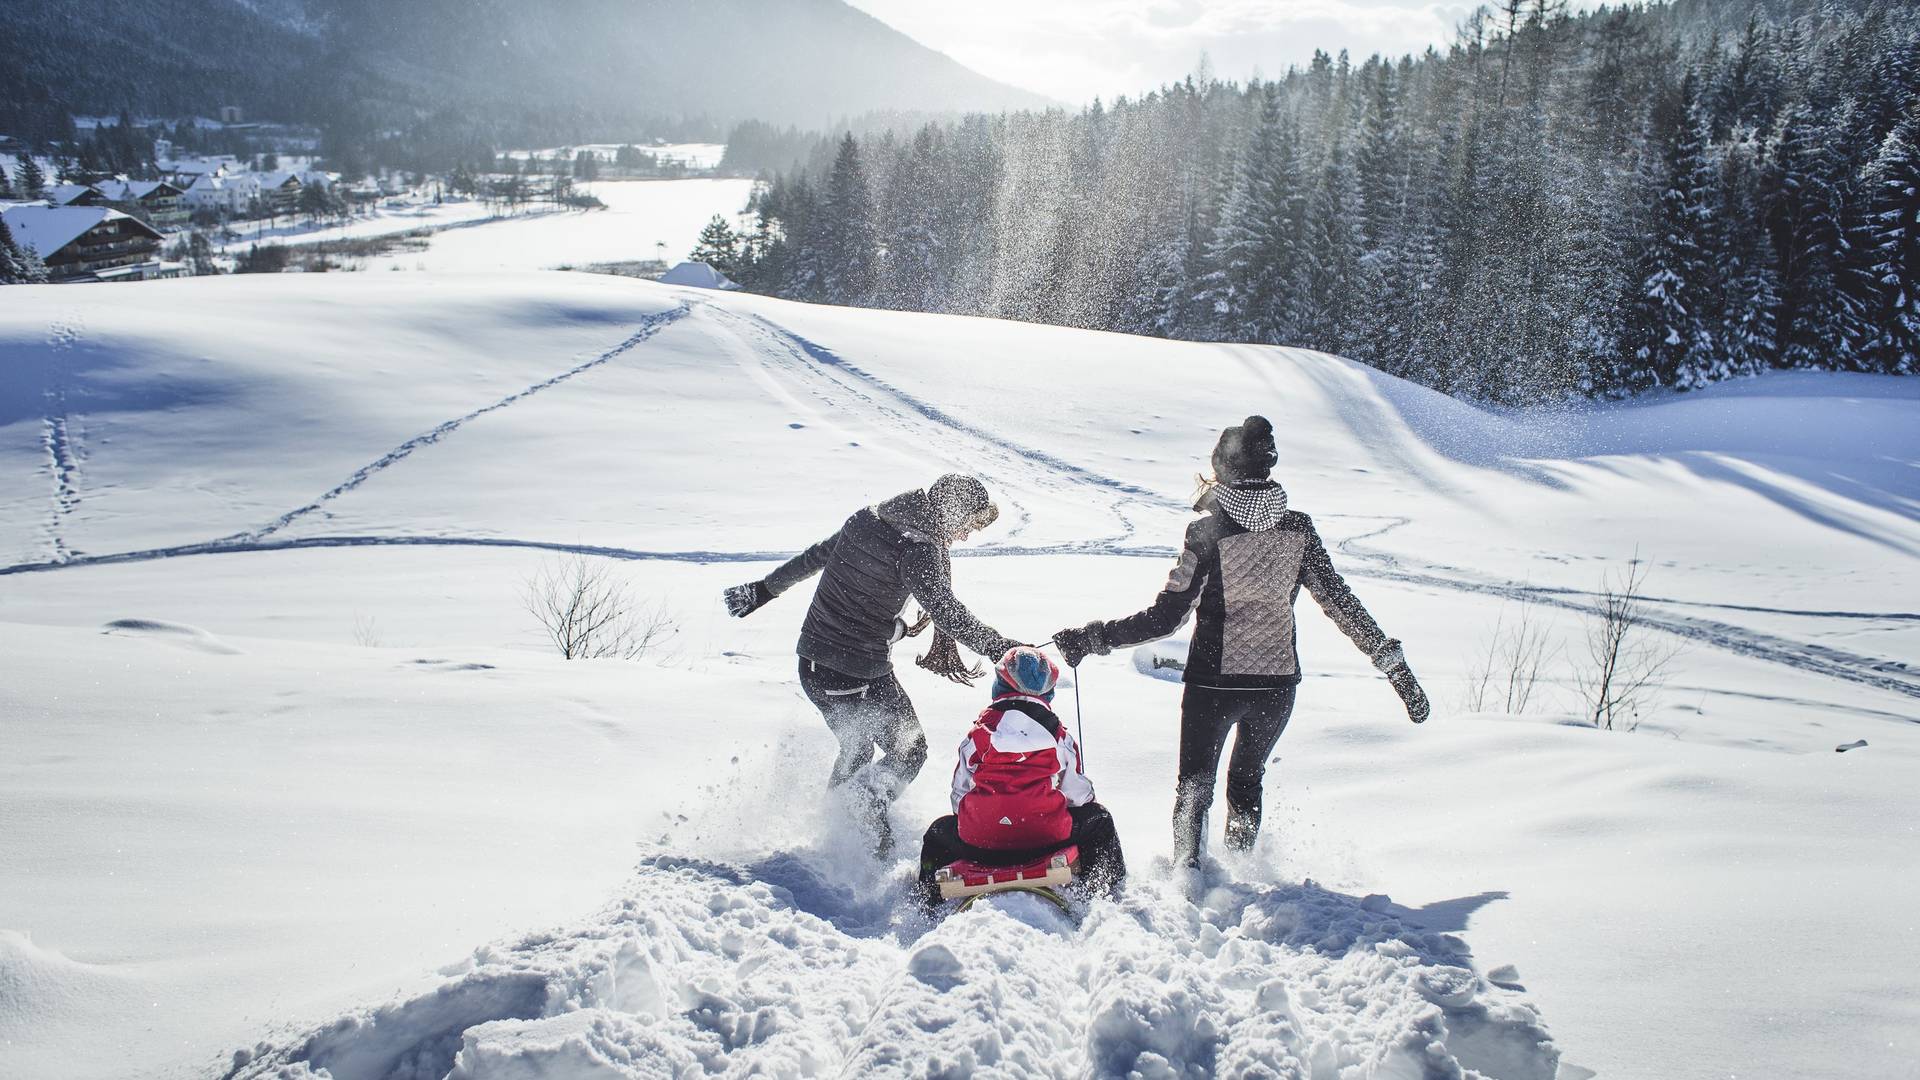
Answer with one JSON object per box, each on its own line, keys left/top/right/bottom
{"left": 1207, "top": 479, "right": 1288, "bottom": 532}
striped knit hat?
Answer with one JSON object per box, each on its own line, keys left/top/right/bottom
{"left": 992, "top": 646, "right": 1059, "bottom": 702}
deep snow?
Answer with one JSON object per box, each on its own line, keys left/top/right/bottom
{"left": 1, "top": 266, "right": 1915, "bottom": 1079}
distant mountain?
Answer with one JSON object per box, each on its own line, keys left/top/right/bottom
{"left": 2, "top": 0, "right": 1050, "bottom": 136}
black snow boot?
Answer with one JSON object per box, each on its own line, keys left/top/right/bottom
{"left": 1223, "top": 805, "right": 1261, "bottom": 852}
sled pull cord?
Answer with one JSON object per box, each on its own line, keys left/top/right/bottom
{"left": 1074, "top": 666, "right": 1086, "bottom": 765}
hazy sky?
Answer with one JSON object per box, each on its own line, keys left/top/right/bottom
{"left": 846, "top": 1, "right": 1489, "bottom": 105}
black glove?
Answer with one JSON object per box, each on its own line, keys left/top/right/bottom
{"left": 723, "top": 581, "right": 773, "bottom": 618}
{"left": 1052, "top": 621, "right": 1110, "bottom": 668}
{"left": 918, "top": 630, "right": 985, "bottom": 685}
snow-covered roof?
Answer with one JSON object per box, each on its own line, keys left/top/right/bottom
{"left": 96, "top": 179, "right": 183, "bottom": 201}
{"left": 163, "top": 158, "right": 233, "bottom": 177}
{"left": 1, "top": 205, "right": 158, "bottom": 258}
{"left": 658, "top": 261, "right": 740, "bottom": 290}
{"left": 50, "top": 184, "right": 102, "bottom": 206}
{"left": 258, "top": 171, "right": 304, "bottom": 189}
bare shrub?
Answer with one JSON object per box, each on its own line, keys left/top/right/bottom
{"left": 1575, "top": 555, "right": 1683, "bottom": 730}
{"left": 1463, "top": 596, "right": 1561, "bottom": 713}
{"left": 351, "top": 612, "right": 382, "bottom": 648}
{"left": 524, "top": 554, "right": 676, "bottom": 660}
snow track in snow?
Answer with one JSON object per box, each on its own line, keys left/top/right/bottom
{"left": 0, "top": 301, "right": 1910, "bottom": 700}
{"left": 39, "top": 313, "right": 84, "bottom": 563}
{"left": 227, "top": 854, "right": 1563, "bottom": 1080}
{"left": 698, "top": 303, "right": 1173, "bottom": 550}
{"left": 215, "top": 304, "right": 692, "bottom": 545}
{"left": 1332, "top": 516, "right": 1920, "bottom": 701}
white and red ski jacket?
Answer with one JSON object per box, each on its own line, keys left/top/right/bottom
{"left": 951, "top": 694, "right": 1095, "bottom": 850}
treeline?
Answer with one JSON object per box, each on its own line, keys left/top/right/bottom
{"left": 722, "top": 0, "right": 1919, "bottom": 401}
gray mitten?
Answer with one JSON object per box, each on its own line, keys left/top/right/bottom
{"left": 1052, "top": 621, "right": 1110, "bottom": 668}
{"left": 1372, "top": 639, "right": 1430, "bottom": 723}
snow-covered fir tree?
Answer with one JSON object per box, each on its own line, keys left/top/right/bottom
{"left": 0, "top": 216, "right": 49, "bottom": 285}
{"left": 1857, "top": 105, "right": 1920, "bottom": 374}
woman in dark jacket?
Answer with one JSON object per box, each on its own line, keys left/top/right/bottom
{"left": 1053, "top": 417, "right": 1430, "bottom": 867}
{"left": 724, "top": 474, "right": 1021, "bottom": 853}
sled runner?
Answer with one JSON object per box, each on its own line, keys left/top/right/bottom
{"left": 934, "top": 845, "right": 1078, "bottom": 913}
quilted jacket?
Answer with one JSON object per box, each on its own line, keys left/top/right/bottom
{"left": 1103, "top": 481, "right": 1388, "bottom": 689}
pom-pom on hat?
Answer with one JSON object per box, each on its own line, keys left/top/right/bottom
{"left": 1211, "top": 415, "right": 1278, "bottom": 483}
{"left": 992, "top": 646, "right": 1060, "bottom": 701}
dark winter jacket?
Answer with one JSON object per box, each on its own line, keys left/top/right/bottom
{"left": 1103, "top": 482, "right": 1388, "bottom": 688}
{"left": 766, "top": 488, "right": 1018, "bottom": 679}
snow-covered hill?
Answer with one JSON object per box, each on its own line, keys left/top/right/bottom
{"left": 0, "top": 274, "right": 1914, "bottom": 1079}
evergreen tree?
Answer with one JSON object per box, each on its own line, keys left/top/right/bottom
{"left": 819, "top": 133, "right": 875, "bottom": 304}
{"left": 16, "top": 155, "right": 47, "bottom": 200}
{"left": 0, "top": 216, "right": 49, "bottom": 284}
{"left": 1623, "top": 76, "right": 1717, "bottom": 390}
{"left": 1353, "top": 60, "right": 1411, "bottom": 368}
{"left": 879, "top": 124, "right": 946, "bottom": 311}
{"left": 690, "top": 215, "right": 742, "bottom": 278}
{"left": 1764, "top": 102, "right": 1849, "bottom": 370}
{"left": 1714, "top": 133, "right": 1781, "bottom": 380}
{"left": 299, "top": 181, "right": 335, "bottom": 224}
{"left": 1857, "top": 106, "right": 1920, "bottom": 373}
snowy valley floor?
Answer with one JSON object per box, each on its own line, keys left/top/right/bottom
{"left": 1, "top": 273, "right": 1916, "bottom": 1079}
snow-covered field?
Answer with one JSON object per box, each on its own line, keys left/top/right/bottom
{"left": 207, "top": 178, "right": 752, "bottom": 275}
{"left": 347, "top": 180, "right": 755, "bottom": 274}
{"left": 214, "top": 197, "right": 507, "bottom": 253}
{"left": 1, "top": 269, "right": 1915, "bottom": 1079}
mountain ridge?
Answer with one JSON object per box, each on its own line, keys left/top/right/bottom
{"left": 1, "top": 0, "right": 1051, "bottom": 138}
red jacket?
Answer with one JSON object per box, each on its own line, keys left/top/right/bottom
{"left": 950, "top": 695, "right": 1095, "bottom": 850}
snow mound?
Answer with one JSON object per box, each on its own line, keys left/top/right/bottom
{"left": 0, "top": 930, "right": 139, "bottom": 1046}
{"left": 1132, "top": 637, "right": 1189, "bottom": 683}
{"left": 100, "top": 618, "right": 241, "bottom": 654}
{"left": 233, "top": 855, "right": 1561, "bottom": 1079}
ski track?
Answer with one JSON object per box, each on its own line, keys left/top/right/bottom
{"left": 40, "top": 314, "right": 84, "bottom": 563}
{"left": 1328, "top": 517, "right": 1920, "bottom": 701}
{"left": 213, "top": 305, "right": 691, "bottom": 546}
{"left": 226, "top": 854, "right": 1564, "bottom": 1080}
{"left": 699, "top": 303, "right": 1169, "bottom": 550}
{"left": 0, "top": 302, "right": 1913, "bottom": 700}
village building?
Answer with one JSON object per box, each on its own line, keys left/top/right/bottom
{"left": 255, "top": 171, "right": 304, "bottom": 215}
{"left": 159, "top": 155, "right": 240, "bottom": 184}
{"left": 95, "top": 180, "right": 190, "bottom": 231}
{"left": 1, "top": 204, "right": 179, "bottom": 282}
{"left": 181, "top": 173, "right": 244, "bottom": 214}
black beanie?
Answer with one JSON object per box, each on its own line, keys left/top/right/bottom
{"left": 1211, "top": 415, "right": 1278, "bottom": 483}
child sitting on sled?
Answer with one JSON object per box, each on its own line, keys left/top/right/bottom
{"left": 916, "top": 646, "right": 1127, "bottom": 908}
